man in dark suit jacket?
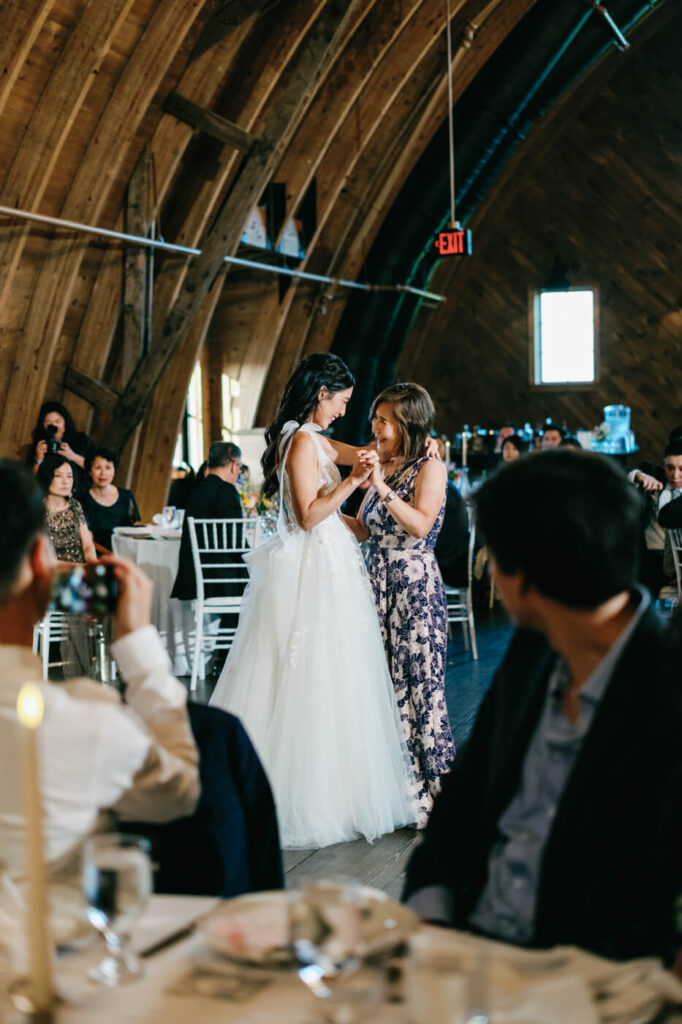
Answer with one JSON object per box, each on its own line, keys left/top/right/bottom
{"left": 434, "top": 480, "right": 470, "bottom": 587}
{"left": 404, "top": 450, "right": 682, "bottom": 963}
{"left": 171, "top": 441, "right": 244, "bottom": 601}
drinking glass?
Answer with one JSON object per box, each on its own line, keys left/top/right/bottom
{"left": 405, "top": 933, "right": 488, "bottom": 1024}
{"left": 162, "top": 505, "right": 176, "bottom": 526}
{"left": 290, "top": 879, "right": 385, "bottom": 1024}
{"left": 82, "top": 833, "right": 152, "bottom": 986}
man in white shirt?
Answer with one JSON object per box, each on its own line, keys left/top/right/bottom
{"left": 629, "top": 440, "right": 682, "bottom": 594}
{"left": 0, "top": 460, "right": 200, "bottom": 878}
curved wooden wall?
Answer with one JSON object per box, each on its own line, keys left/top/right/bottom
{"left": 399, "top": 3, "right": 682, "bottom": 465}
{"left": 0, "top": 0, "right": 671, "bottom": 514}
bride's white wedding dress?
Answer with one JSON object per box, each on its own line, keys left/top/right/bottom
{"left": 209, "top": 421, "right": 414, "bottom": 848}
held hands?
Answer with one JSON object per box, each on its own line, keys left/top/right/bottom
{"left": 350, "top": 449, "right": 379, "bottom": 483}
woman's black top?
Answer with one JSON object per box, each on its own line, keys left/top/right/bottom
{"left": 82, "top": 487, "right": 140, "bottom": 550}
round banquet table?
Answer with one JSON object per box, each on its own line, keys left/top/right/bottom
{"left": 111, "top": 529, "right": 187, "bottom": 674}
{"left": 2, "top": 895, "right": 681, "bottom": 1024}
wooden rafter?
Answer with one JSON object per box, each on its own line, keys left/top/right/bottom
{"left": 164, "top": 92, "right": 256, "bottom": 153}
{"left": 193, "top": 0, "right": 282, "bottom": 57}
{"left": 107, "top": 0, "right": 365, "bottom": 454}
{"left": 64, "top": 366, "right": 120, "bottom": 414}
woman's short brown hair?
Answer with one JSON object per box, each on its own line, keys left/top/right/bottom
{"left": 370, "top": 383, "right": 435, "bottom": 462}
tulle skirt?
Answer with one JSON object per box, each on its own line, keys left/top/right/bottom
{"left": 209, "top": 513, "right": 415, "bottom": 848}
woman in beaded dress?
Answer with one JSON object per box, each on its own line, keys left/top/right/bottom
{"left": 359, "top": 383, "right": 455, "bottom": 827}
{"left": 37, "top": 456, "right": 96, "bottom": 564}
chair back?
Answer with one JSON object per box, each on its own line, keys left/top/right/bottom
{"left": 669, "top": 529, "right": 682, "bottom": 596}
{"left": 187, "top": 517, "right": 259, "bottom": 603}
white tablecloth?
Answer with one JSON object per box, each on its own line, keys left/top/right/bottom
{"left": 2, "top": 896, "right": 681, "bottom": 1024}
{"left": 111, "top": 532, "right": 188, "bottom": 674}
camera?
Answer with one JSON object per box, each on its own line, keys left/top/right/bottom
{"left": 51, "top": 563, "right": 118, "bottom": 617}
{"left": 44, "top": 424, "right": 61, "bottom": 456}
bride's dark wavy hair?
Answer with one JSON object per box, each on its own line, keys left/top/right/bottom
{"left": 261, "top": 353, "right": 355, "bottom": 499}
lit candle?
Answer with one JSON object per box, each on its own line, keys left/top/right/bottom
{"left": 16, "top": 683, "right": 54, "bottom": 1018}
{"left": 445, "top": 440, "right": 451, "bottom": 471}
{"left": 461, "top": 431, "right": 468, "bottom": 468}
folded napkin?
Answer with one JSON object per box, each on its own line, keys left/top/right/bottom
{"left": 406, "top": 926, "right": 682, "bottom": 1024}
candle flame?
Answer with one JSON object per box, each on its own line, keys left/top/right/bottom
{"left": 17, "top": 684, "right": 44, "bottom": 729}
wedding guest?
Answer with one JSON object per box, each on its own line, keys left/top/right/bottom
{"left": 404, "top": 450, "right": 682, "bottom": 963}
{"left": 82, "top": 447, "right": 140, "bottom": 551}
{"left": 495, "top": 424, "right": 516, "bottom": 453}
{"left": 501, "top": 434, "right": 526, "bottom": 462}
{"left": 171, "top": 442, "right": 244, "bottom": 602}
{"left": 541, "top": 423, "right": 565, "bottom": 449}
{"left": 359, "top": 383, "right": 455, "bottom": 826}
{"left": 0, "top": 460, "right": 199, "bottom": 879}
{"left": 28, "top": 400, "right": 95, "bottom": 497}
{"left": 37, "top": 455, "right": 96, "bottom": 564}
{"left": 168, "top": 462, "right": 195, "bottom": 509}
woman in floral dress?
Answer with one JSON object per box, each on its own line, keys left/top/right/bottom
{"left": 359, "top": 383, "right": 455, "bottom": 826}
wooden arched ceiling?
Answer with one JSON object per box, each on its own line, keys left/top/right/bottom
{"left": 0, "top": 0, "right": 672, "bottom": 513}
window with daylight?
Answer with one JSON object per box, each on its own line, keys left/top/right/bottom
{"left": 533, "top": 288, "right": 596, "bottom": 386}
{"left": 174, "top": 361, "right": 204, "bottom": 470}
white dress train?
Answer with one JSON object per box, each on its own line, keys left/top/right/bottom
{"left": 209, "top": 422, "right": 414, "bottom": 848}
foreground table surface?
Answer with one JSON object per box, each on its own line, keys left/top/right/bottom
{"left": 2, "top": 895, "right": 682, "bottom": 1023}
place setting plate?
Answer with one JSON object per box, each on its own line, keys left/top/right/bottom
{"left": 199, "top": 888, "right": 418, "bottom": 968}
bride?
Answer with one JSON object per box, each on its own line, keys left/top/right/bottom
{"left": 210, "top": 353, "right": 415, "bottom": 848}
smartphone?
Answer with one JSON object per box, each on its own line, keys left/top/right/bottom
{"left": 50, "top": 563, "right": 118, "bottom": 617}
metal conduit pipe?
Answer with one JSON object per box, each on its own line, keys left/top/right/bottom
{"left": 0, "top": 204, "right": 445, "bottom": 304}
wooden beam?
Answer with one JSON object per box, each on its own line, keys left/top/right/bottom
{"left": 0, "top": 0, "right": 56, "bottom": 121}
{"left": 0, "top": 0, "right": 207, "bottom": 459}
{"left": 164, "top": 92, "right": 256, "bottom": 152}
{"left": 64, "top": 366, "right": 121, "bottom": 414}
{"left": 121, "top": 146, "right": 151, "bottom": 387}
{"left": 193, "top": 0, "right": 281, "bottom": 57}
{"left": 107, "top": 0, "right": 363, "bottom": 454}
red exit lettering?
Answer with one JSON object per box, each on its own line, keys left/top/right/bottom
{"left": 434, "top": 229, "right": 471, "bottom": 256}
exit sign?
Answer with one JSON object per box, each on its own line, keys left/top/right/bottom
{"left": 434, "top": 228, "right": 472, "bottom": 256}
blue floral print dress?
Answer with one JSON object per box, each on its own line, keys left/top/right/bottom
{"left": 361, "top": 456, "right": 455, "bottom": 825}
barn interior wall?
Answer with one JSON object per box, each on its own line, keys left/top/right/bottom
{"left": 403, "top": 20, "right": 682, "bottom": 467}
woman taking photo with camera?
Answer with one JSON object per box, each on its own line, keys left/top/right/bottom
{"left": 28, "top": 400, "right": 95, "bottom": 497}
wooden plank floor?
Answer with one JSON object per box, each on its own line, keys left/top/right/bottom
{"left": 191, "top": 601, "right": 513, "bottom": 896}
{"left": 283, "top": 828, "right": 421, "bottom": 898}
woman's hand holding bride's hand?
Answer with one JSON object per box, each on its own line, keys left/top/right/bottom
{"left": 351, "top": 450, "right": 377, "bottom": 483}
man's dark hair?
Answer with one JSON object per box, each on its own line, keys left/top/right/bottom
{"left": 664, "top": 440, "right": 682, "bottom": 459}
{"left": 543, "top": 423, "right": 566, "bottom": 440}
{"left": 0, "top": 460, "right": 47, "bottom": 605}
{"left": 474, "top": 450, "right": 645, "bottom": 609}
{"left": 207, "top": 441, "right": 241, "bottom": 470}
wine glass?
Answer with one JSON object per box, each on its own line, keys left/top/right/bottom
{"left": 82, "top": 833, "right": 152, "bottom": 986}
{"left": 162, "top": 505, "right": 177, "bottom": 527}
{"left": 290, "top": 879, "right": 385, "bottom": 1023}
